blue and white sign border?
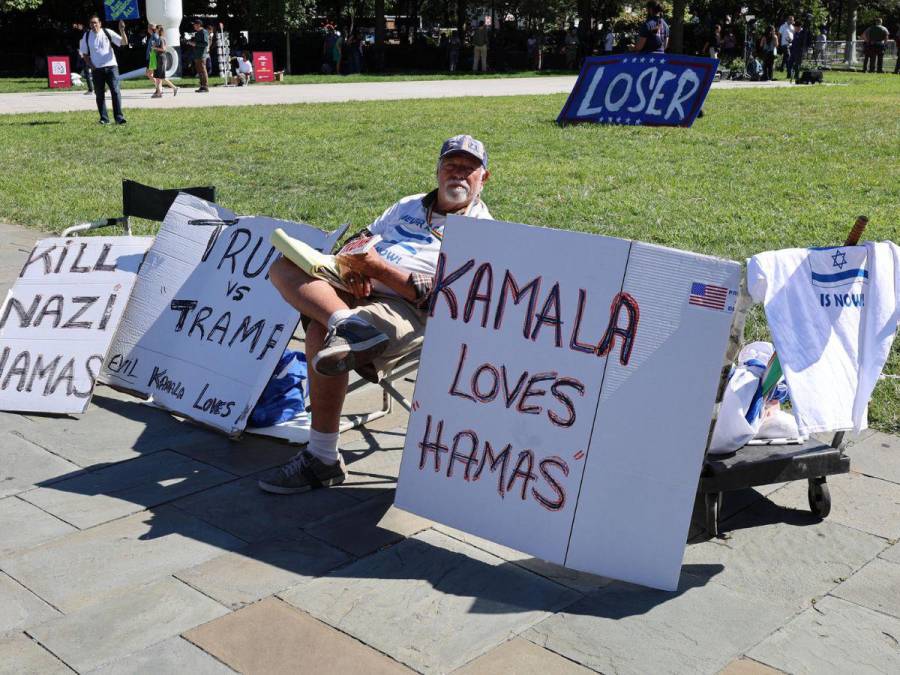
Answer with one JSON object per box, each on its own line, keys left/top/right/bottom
{"left": 557, "top": 54, "right": 717, "bottom": 128}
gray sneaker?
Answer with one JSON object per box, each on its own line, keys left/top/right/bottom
{"left": 313, "top": 318, "right": 389, "bottom": 377}
{"left": 258, "top": 450, "right": 346, "bottom": 494}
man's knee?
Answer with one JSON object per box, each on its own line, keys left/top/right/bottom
{"left": 269, "top": 256, "right": 308, "bottom": 295}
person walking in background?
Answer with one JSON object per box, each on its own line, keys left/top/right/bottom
{"left": 71, "top": 22, "right": 93, "bottom": 95}
{"left": 564, "top": 26, "right": 579, "bottom": 68}
{"left": 703, "top": 24, "right": 722, "bottom": 59}
{"left": 472, "top": 21, "right": 488, "bottom": 72}
{"left": 778, "top": 15, "right": 794, "bottom": 71}
{"left": 79, "top": 15, "right": 128, "bottom": 125}
{"left": 346, "top": 30, "right": 363, "bottom": 74}
{"left": 633, "top": 2, "right": 669, "bottom": 54}
{"left": 787, "top": 20, "right": 810, "bottom": 81}
{"left": 602, "top": 25, "right": 615, "bottom": 54}
{"left": 526, "top": 32, "right": 542, "bottom": 70}
{"left": 448, "top": 30, "right": 461, "bottom": 71}
{"left": 186, "top": 18, "right": 210, "bottom": 92}
{"left": 322, "top": 25, "right": 339, "bottom": 74}
{"left": 759, "top": 25, "right": 779, "bottom": 81}
{"left": 144, "top": 23, "right": 161, "bottom": 94}
{"left": 862, "top": 19, "right": 889, "bottom": 73}
{"left": 152, "top": 26, "right": 177, "bottom": 97}
{"left": 813, "top": 28, "right": 827, "bottom": 67}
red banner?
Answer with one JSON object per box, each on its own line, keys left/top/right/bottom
{"left": 253, "top": 51, "right": 274, "bottom": 82}
{"left": 47, "top": 56, "right": 72, "bottom": 89}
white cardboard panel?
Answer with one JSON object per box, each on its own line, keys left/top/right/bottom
{"left": 395, "top": 219, "right": 741, "bottom": 590}
{"left": 395, "top": 216, "right": 631, "bottom": 564}
{"left": 564, "top": 242, "right": 741, "bottom": 590}
{"left": 101, "top": 194, "right": 329, "bottom": 435}
{"left": 0, "top": 236, "right": 153, "bottom": 414}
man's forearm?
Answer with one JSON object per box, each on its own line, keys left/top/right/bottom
{"left": 371, "top": 262, "right": 419, "bottom": 302}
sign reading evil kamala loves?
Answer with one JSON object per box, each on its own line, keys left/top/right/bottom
{"left": 395, "top": 217, "right": 741, "bottom": 590}
{"left": 557, "top": 54, "right": 717, "bottom": 127}
{"left": 104, "top": 0, "right": 139, "bottom": 21}
{"left": 0, "top": 237, "right": 152, "bottom": 414}
{"left": 101, "top": 194, "right": 342, "bottom": 436}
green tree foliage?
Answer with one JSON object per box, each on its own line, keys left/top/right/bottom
{"left": 0, "top": 0, "right": 43, "bottom": 12}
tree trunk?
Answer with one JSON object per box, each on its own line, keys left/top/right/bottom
{"left": 670, "top": 0, "right": 687, "bottom": 54}
{"left": 846, "top": 1, "right": 857, "bottom": 64}
{"left": 285, "top": 31, "right": 291, "bottom": 74}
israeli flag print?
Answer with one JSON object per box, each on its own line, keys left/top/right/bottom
{"left": 809, "top": 246, "right": 870, "bottom": 289}
{"left": 557, "top": 54, "right": 718, "bottom": 128}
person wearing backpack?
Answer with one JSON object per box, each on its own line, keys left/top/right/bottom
{"left": 79, "top": 15, "right": 129, "bottom": 125}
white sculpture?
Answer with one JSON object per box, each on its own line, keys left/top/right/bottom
{"left": 146, "top": 0, "right": 183, "bottom": 77}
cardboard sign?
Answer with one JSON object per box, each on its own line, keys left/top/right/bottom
{"left": 47, "top": 56, "right": 71, "bottom": 89}
{"left": 394, "top": 217, "right": 741, "bottom": 590}
{"left": 557, "top": 54, "right": 717, "bottom": 127}
{"left": 104, "top": 0, "right": 139, "bottom": 21}
{"left": 253, "top": 52, "right": 274, "bottom": 82}
{"left": 0, "top": 237, "right": 152, "bottom": 414}
{"left": 102, "top": 194, "right": 342, "bottom": 436}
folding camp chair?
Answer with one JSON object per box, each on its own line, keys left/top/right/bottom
{"left": 698, "top": 217, "right": 870, "bottom": 537}
{"left": 338, "top": 349, "right": 420, "bottom": 432}
{"left": 61, "top": 179, "right": 216, "bottom": 237}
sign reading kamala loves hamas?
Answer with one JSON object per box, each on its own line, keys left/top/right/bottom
{"left": 395, "top": 216, "right": 741, "bottom": 591}
{"left": 557, "top": 54, "right": 717, "bottom": 128}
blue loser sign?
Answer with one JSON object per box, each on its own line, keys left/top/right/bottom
{"left": 557, "top": 54, "right": 717, "bottom": 128}
{"left": 104, "top": 0, "right": 140, "bottom": 21}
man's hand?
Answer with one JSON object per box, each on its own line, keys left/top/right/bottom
{"left": 336, "top": 249, "right": 388, "bottom": 280}
{"left": 341, "top": 270, "right": 373, "bottom": 299}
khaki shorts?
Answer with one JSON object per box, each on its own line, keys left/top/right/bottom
{"left": 351, "top": 294, "right": 426, "bottom": 382}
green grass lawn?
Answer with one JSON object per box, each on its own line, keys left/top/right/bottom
{"left": 0, "top": 72, "right": 897, "bottom": 431}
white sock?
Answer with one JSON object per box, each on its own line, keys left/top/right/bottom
{"left": 306, "top": 429, "right": 340, "bottom": 464}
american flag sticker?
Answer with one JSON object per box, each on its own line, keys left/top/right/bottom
{"left": 689, "top": 282, "right": 730, "bottom": 311}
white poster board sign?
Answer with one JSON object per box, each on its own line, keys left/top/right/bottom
{"left": 0, "top": 236, "right": 152, "bottom": 413}
{"left": 102, "top": 194, "right": 341, "bottom": 436}
{"left": 395, "top": 216, "right": 741, "bottom": 590}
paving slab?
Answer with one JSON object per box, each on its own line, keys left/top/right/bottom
{"left": 18, "top": 394, "right": 217, "bottom": 468}
{"left": 0, "top": 633, "right": 71, "bottom": 675}
{"left": 434, "top": 524, "right": 613, "bottom": 593}
{"left": 847, "top": 432, "right": 900, "bottom": 484}
{"left": 304, "top": 494, "right": 432, "bottom": 557}
{"left": 86, "top": 636, "right": 235, "bottom": 675}
{"left": 524, "top": 576, "right": 790, "bottom": 675}
{"left": 29, "top": 577, "right": 229, "bottom": 673}
{"left": 172, "top": 476, "right": 358, "bottom": 542}
{"left": 20, "top": 450, "right": 235, "bottom": 529}
{"left": 453, "top": 637, "right": 593, "bottom": 674}
{"left": 765, "top": 471, "right": 900, "bottom": 539}
{"left": 718, "top": 658, "right": 785, "bottom": 674}
{"left": 280, "top": 529, "right": 580, "bottom": 673}
{"left": 175, "top": 534, "right": 350, "bottom": 610}
{"left": 881, "top": 540, "right": 900, "bottom": 564}
{"left": 0, "top": 497, "right": 75, "bottom": 557}
{"left": 747, "top": 595, "right": 900, "bottom": 675}
{"left": 0, "top": 432, "right": 82, "bottom": 498}
{"left": 684, "top": 499, "right": 885, "bottom": 609}
{"left": 0, "top": 507, "right": 244, "bottom": 613}
{"left": 0, "top": 410, "right": 35, "bottom": 434}
{"left": 174, "top": 435, "right": 302, "bottom": 477}
{"left": 339, "top": 430, "right": 407, "bottom": 501}
{"left": 184, "top": 597, "right": 410, "bottom": 674}
{"left": 830, "top": 557, "right": 900, "bottom": 619}
{"left": 0, "top": 571, "right": 59, "bottom": 634}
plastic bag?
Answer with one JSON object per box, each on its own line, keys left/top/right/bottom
{"left": 248, "top": 350, "right": 308, "bottom": 428}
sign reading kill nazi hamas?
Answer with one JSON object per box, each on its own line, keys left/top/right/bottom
{"left": 0, "top": 236, "right": 152, "bottom": 414}
{"left": 557, "top": 53, "right": 717, "bottom": 127}
{"left": 394, "top": 216, "right": 741, "bottom": 590}
{"left": 104, "top": 0, "right": 140, "bottom": 21}
{"left": 102, "top": 194, "right": 343, "bottom": 435}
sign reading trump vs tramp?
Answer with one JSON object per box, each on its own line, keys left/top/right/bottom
{"left": 395, "top": 216, "right": 741, "bottom": 590}
{"left": 557, "top": 53, "right": 717, "bottom": 127}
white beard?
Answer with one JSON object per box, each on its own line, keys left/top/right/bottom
{"left": 440, "top": 183, "right": 470, "bottom": 208}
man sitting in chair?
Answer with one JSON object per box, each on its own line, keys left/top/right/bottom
{"left": 259, "top": 135, "right": 493, "bottom": 494}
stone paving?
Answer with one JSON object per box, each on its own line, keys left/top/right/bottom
{"left": 0, "top": 76, "right": 797, "bottom": 116}
{"left": 1, "top": 220, "right": 899, "bottom": 673}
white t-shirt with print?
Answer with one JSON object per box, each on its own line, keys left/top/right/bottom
{"left": 366, "top": 192, "right": 492, "bottom": 296}
{"left": 80, "top": 29, "right": 123, "bottom": 69}
{"left": 747, "top": 242, "right": 900, "bottom": 434}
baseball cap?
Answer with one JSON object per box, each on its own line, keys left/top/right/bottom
{"left": 439, "top": 135, "right": 488, "bottom": 170}
{"left": 192, "top": 18, "right": 203, "bottom": 25}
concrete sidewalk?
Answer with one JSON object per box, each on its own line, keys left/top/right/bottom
{"left": 2, "top": 220, "right": 899, "bottom": 673}
{"left": 0, "top": 77, "right": 795, "bottom": 115}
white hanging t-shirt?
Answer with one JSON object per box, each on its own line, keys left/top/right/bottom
{"left": 366, "top": 192, "right": 492, "bottom": 296}
{"left": 747, "top": 242, "right": 900, "bottom": 434}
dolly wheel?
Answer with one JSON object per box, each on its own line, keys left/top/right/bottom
{"left": 808, "top": 477, "right": 831, "bottom": 518}
{"left": 705, "top": 492, "right": 723, "bottom": 537}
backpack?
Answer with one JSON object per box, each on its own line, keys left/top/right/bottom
{"left": 747, "top": 57, "right": 764, "bottom": 80}
{"left": 798, "top": 69, "right": 823, "bottom": 84}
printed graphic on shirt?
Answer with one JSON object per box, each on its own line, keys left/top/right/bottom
{"left": 810, "top": 247, "right": 869, "bottom": 309}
